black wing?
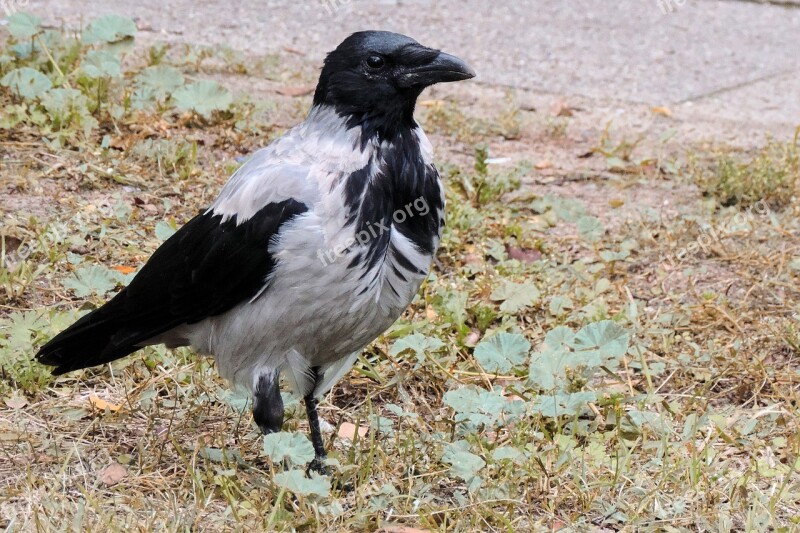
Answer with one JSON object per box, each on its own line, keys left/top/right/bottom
{"left": 36, "top": 199, "right": 308, "bottom": 375}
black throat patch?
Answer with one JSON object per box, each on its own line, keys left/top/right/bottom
{"left": 342, "top": 127, "right": 442, "bottom": 271}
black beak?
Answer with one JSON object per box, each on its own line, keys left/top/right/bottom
{"left": 398, "top": 50, "right": 476, "bottom": 89}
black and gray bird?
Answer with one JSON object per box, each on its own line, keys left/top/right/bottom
{"left": 36, "top": 31, "right": 475, "bottom": 474}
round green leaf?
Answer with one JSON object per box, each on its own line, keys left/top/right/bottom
{"left": 82, "top": 15, "right": 137, "bottom": 44}
{"left": 389, "top": 333, "right": 445, "bottom": 358}
{"left": 491, "top": 446, "right": 526, "bottom": 463}
{"left": 531, "top": 391, "right": 598, "bottom": 417}
{"left": 173, "top": 80, "right": 232, "bottom": 117}
{"left": 442, "top": 441, "right": 485, "bottom": 482}
{"left": 262, "top": 431, "right": 315, "bottom": 466}
{"left": 474, "top": 332, "right": 531, "bottom": 373}
{"left": 136, "top": 65, "right": 185, "bottom": 99}
{"left": 571, "top": 320, "right": 629, "bottom": 360}
{"left": 7, "top": 13, "right": 42, "bottom": 39}
{"left": 155, "top": 220, "right": 178, "bottom": 241}
{"left": 549, "top": 295, "right": 574, "bottom": 316}
{"left": 80, "top": 50, "right": 122, "bottom": 79}
{"left": 273, "top": 469, "right": 330, "bottom": 498}
{"left": 62, "top": 266, "right": 119, "bottom": 298}
{"left": 1, "top": 67, "right": 52, "bottom": 99}
{"left": 490, "top": 281, "right": 540, "bottom": 313}
{"left": 577, "top": 216, "right": 604, "bottom": 243}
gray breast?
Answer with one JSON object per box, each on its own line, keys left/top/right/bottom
{"left": 181, "top": 112, "right": 443, "bottom": 392}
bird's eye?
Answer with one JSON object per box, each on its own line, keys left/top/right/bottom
{"left": 366, "top": 55, "right": 385, "bottom": 70}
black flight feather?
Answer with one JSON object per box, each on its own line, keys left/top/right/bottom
{"left": 37, "top": 199, "right": 308, "bottom": 375}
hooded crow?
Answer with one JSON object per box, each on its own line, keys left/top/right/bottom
{"left": 36, "top": 31, "right": 475, "bottom": 474}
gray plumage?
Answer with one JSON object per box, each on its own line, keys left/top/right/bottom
{"left": 159, "top": 105, "right": 442, "bottom": 397}
{"left": 36, "top": 30, "right": 475, "bottom": 474}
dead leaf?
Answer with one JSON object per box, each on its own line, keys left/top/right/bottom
{"left": 338, "top": 422, "right": 368, "bottom": 441}
{"left": 0, "top": 430, "right": 23, "bottom": 441}
{"left": 378, "top": 526, "right": 431, "bottom": 533}
{"left": 551, "top": 99, "right": 576, "bottom": 117}
{"left": 425, "top": 306, "right": 438, "bottom": 321}
{"left": 69, "top": 244, "right": 89, "bottom": 255}
{"left": 1, "top": 236, "right": 23, "bottom": 255}
{"left": 496, "top": 386, "right": 522, "bottom": 403}
{"left": 282, "top": 46, "right": 306, "bottom": 56}
{"left": 651, "top": 106, "right": 673, "bottom": 117}
{"left": 463, "top": 253, "right": 483, "bottom": 265}
{"left": 89, "top": 394, "right": 122, "bottom": 412}
{"left": 99, "top": 463, "right": 127, "bottom": 486}
{"left": 276, "top": 85, "right": 314, "bottom": 97}
{"left": 186, "top": 132, "right": 217, "bottom": 146}
{"left": 4, "top": 394, "right": 27, "bottom": 409}
{"left": 112, "top": 265, "right": 136, "bottom": 275}
{"left": 107, "top": 136, "right": 127, "bottom": 149}
{"left": 535, "top": 160, "right": 553, "bottom": 170}
{"left": 608, "top": 198, "right": 625, "bottom": 208}
{"left": 505, "top": 245, "right": 542, "bottom": 263}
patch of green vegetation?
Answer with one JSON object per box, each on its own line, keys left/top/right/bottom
{"left": 543, "top": 116, "right": 570, "bottom": 139}
{"left": 0, "top": 12, "right": 237, "bottom": 146}
{"left": 419, "top": 93, "right": 523, "bottom": 143}
{"left": 0, "top": 310, "right": 77, "bottom": 392}
{"left": 445, "top": 145, "right": 522, "bottom": 208}
{"left": 419, "top": 100, "right": 486, "bottom": 144}
{"left": 131, "top": 138, "right": 198, "bottom": 180}
{"left": 693, "top": 130, "right": 800, "bottom": 208}
{"left": 492, "top": 91, "right": 523, "bottom": 140}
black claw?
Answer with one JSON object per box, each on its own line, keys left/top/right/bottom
{"left": 306, "top": 456, "right": 330, "bottom": 477}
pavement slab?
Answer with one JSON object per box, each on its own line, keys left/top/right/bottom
{"left": 10, "top": 0, "right": 800, "bottom": 143}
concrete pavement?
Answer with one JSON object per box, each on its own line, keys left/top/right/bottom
{"left": 13, "top": 0, "right": 800, "bottom": 142}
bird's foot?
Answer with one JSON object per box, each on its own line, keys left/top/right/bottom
{"left": 306, "top": 456, "right": 330, "bottom": 477}
{"left": 305, "top": 457, "right": 356, "bottom": 493}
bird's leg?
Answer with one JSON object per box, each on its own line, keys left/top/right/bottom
{"left": 304, "top": 366, "right": 330, "bottom": 476}
{"left": 253, "top": 371, "right": 284, "bottom": 435}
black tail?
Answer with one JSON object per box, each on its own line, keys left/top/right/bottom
{"left": 36, "top": 290, "right": 170, "bottom": 375}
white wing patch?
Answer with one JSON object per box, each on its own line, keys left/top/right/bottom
{"left": 186, "top": 109, "right": 441, "bottom": 398}
{"left": 210, "top": 106, "right": 371, "bottom": 223}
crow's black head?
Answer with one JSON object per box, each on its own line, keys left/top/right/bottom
{"left": 313, "top": 31, "right": 475, "bottom": 138}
